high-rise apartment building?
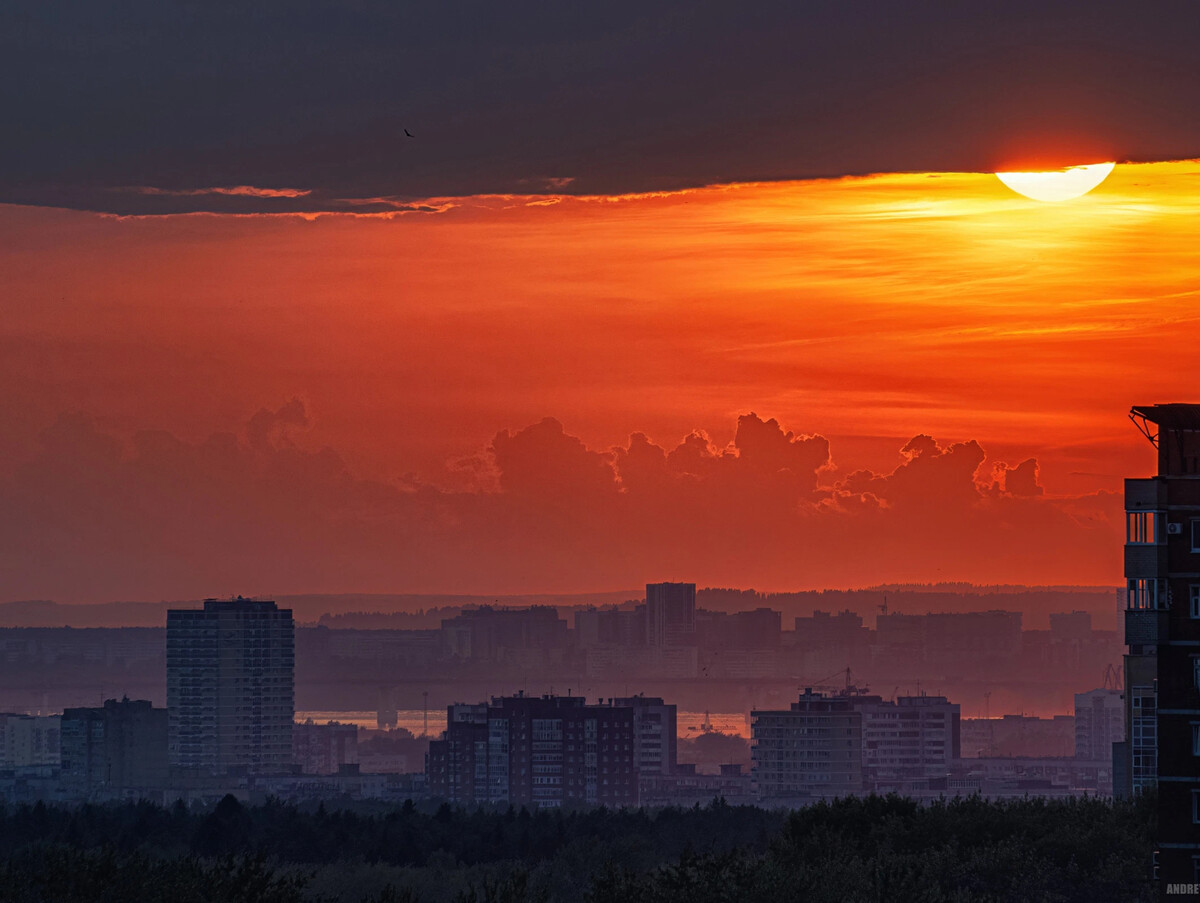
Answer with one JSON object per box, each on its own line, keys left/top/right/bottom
{"left": 425, "top": 703, "right": 489, "bottom": 802}
{"left": 60, "top": 697, "right": 168, "bottom": 796}
{"left": 166, "top": 597, "right": 295, "bottom": 775}
{"left": 751, "top": 691, "right": 958, "bottom": 802}
{"left": 751, "top": 690, "right": 864, "bottom": 802}
{"left": 1122, "top": 404, "right": 1200, "bottom": 887}
{"left": 427, "top": 693, "right": 645, "bottom": 807}
{"left": 614, "top": 695, "right": 677, "bottom": 778}
{"left": 645, "top": 582, "right": 696, "bottom": 647}
{"left": 856, "top": 694, "right": 960, "bottom": 789}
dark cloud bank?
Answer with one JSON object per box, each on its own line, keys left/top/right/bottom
{"left": 0, "top": 402, "right": 1120, "bottom": 602}
{"left": 3, "top": 1, "right": 1200, "bottom": 214}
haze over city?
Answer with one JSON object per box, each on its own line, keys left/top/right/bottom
{"left": 3, "top": 3, "right": 1199, "bottom": 899}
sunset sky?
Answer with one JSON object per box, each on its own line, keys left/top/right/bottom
{"left": 3, "top": 4, "right": 1199, "bottom": 602}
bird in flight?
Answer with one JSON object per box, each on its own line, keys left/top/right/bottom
{"left": 404, "top": 129, "right": 415, "bottom": 138}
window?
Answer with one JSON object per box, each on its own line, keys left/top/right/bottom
{"left": 1193, "top": 518, "right": 1200, "bottom": 552}
{"left": 1128, "top": 579, "right": 1168, "bottom": 610}
{"left": 1193, "top": 586, "right": 1200, "bottom": 620}
{"left": 1193, "top": 790, "right": 1200, "bottom": 824}
{"left": 1194, "top": 657, "right": 1200, "bottom": 695}
{"left": 1192, "top": 723, "right": 1200, "bottom": 756}
{"left": 1128, "top": 511, "right": 1162, "bottom": 544}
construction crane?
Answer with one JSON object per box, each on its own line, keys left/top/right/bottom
{"left": 1103, "top": 663, "right": 1124, "bottom": 691}
{"left": 803, "top": 666, "right": 870, "bottom": 697}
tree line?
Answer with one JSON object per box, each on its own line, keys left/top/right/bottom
{"left": 0, "top": 793, "right": 1154, "bottom": 902}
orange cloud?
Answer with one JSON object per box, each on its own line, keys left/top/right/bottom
{"left": 0, "top": 405, "right": 1120, "bottom": 602}
{"left": 2, "top": 162, "right": 1194, "bottom": 596}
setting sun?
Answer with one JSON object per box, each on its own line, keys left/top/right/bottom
{"left": 994, "top": 161, "right": 1116, "bottom": 202}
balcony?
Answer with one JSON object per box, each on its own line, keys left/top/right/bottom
{"left": 1125, "top": 544, "right": 1169, "bottom": 578}
{"left": 1125, "top": 609, "right": 1169, "bottom": 646}
{"left": 1126, "top": 478, "right": 1167, "bottom": 510}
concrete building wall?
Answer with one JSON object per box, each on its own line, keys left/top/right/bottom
{"left": 293, "top": 721, "right": 358, "bottom": 775}
{"left": 1074, "top": 688, "right": 1123, "bottom": 763}
{"left": 0, "top": 714, "right": 60, "bottom": 768}
{"left": 857, "top": 695, "right": 959, "bottom": 787}
{"left": 751, "top": 691, "right": 863, "bottom": 802}
{"left": 428, "top": 694, "right": 638, "bottom": 808}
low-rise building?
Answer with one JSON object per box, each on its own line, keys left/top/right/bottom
{"left": 0, "top": 714, "right": 60, "bottom": 768}
{"left": 293, "top": 720, "right": 358, "bottom": 775}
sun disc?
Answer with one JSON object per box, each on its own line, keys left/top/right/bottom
{"left": 994, "top": 162, "right": 1116, "bottom": 202}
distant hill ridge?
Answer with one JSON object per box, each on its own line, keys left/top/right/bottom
{"left": 0, "top": 585, "right": 1120, "bottom": 630}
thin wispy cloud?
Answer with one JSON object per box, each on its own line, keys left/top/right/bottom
{"left": 124, "top": 185, "right": 313, "bottom": 198}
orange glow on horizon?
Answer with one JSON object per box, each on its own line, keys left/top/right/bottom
{"left": 4, "top": 160, "right": 1200, "bottom": 592}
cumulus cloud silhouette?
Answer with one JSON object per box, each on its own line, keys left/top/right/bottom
{"left": 247, "top": 398, "right": 310, "bottom": 452}
{"left": 491, "top": 417, "right": 618, "bottom": 502}
{"left": 994, "top": 458, "right": 1045, "bottom": 497}
{"left": 0, "top": 406, "right": 1120, "bottom": 601}
{"left": 837, "top": 435, "right": 987, "bottom": 509}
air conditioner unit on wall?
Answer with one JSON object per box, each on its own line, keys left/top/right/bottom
{"left": 1168, "top": 522, "right": 1183, "bottom": 535}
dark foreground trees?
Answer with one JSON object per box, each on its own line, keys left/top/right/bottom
{"left": 0, "top": 793, "right": 1154, "bottom": 902}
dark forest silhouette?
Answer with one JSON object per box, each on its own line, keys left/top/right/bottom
{"left": 0, "top": 793, "right": 1155, "bottom": 902}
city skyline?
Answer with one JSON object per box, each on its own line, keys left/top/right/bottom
{"left": 1, "top": 3, "right": 1191, "bottom": 897}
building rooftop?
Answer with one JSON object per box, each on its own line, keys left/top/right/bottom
{"left": 1130, "top": 404, "right": 1200, "bottom": 430}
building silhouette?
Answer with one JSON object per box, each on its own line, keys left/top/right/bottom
{"left": 856, "top": 694, "right": 960, "bottom": 789}
{"left": 0, "top": 714, "right": 60, "bottom": 768}
{"left": 751, "top": 691, "right": 959, "bottom": 802}
{"left": 1122, "top": 404, "right": 1200, "bottom": 887}
{"left": 427, "top": 693, "right": 656, "bottom": 807}
{"left": 616, "top": 695, "right": 676, "bottom": 778}
{"left": 439, "top": 605, "right": 569, "bottom": 663}
{"left": 166, "top": 597, "right": 295, "bottom": 775}
{"left": 293, "top": 720, "right": 359, "bottom": 775}
{"left": 60, "top": 697, "right": 167, "bottom": 797}
{"left": 751, "top": 690, "right": 863, "bottom": 803}
{"left": 1074, "top": 688, "right": 1123, "bottom": 763}
{"left": 646, "top": 582, "right": 696, "bottom": 647}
